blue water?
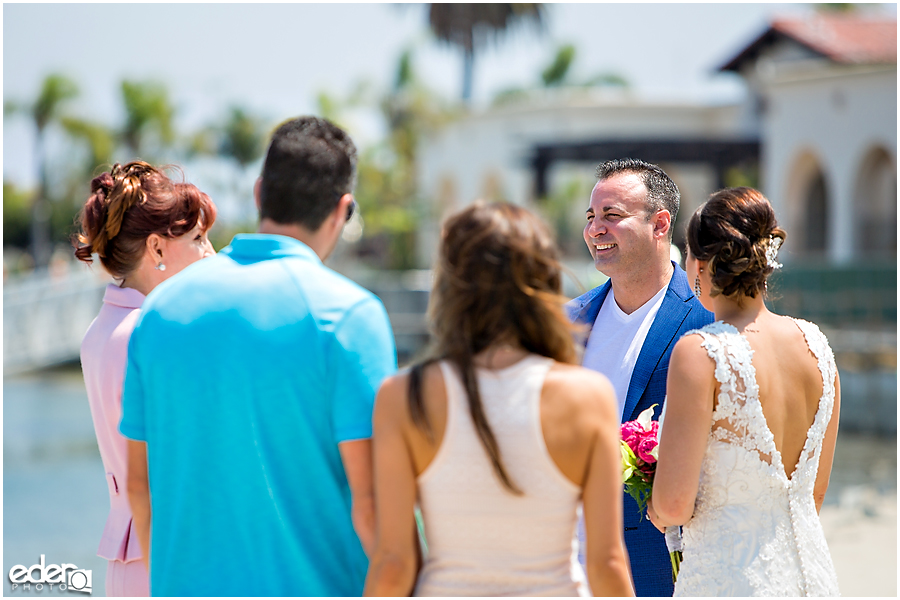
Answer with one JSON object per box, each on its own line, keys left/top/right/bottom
{"left": 4, "top": 367, "right": 110, "bottom": 596}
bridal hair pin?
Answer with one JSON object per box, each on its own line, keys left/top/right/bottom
{"left": 765, "top": 235, "right": 783, "bottom": 270}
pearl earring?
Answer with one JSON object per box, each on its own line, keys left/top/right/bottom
{"left": 156, "top": 262, "right": 166, "bottom": 272}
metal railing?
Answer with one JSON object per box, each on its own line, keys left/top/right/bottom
{"left": 2, "top": 263, "right": 434, "bottom": 373}
{"left": 3, "top": 264, "right": 111, "bottom": 374}
{"left": 768, "top": 261, "right": 897, "bottom": 327}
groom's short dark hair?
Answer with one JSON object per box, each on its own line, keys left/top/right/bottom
{"left": 259, "top": 116, "right": 357, "bottom": 232}
{"left": 596, "top": 158, "right": 680, "bottom": 237}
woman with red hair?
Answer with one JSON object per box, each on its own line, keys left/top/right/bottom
{"left": 74, "top": 161, "right": 217, "bottom": 595}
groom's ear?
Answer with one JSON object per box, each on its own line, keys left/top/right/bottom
{"left": 652, "top": 209, "right": 672, "bottom": 239}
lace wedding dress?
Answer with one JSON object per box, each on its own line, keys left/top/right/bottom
{"left": 674, "top": 319, "right": 840, "bottom": 597}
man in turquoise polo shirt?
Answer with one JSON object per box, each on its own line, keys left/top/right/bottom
{"left": 121, "top": 117, "right": 397, "bottom": 596}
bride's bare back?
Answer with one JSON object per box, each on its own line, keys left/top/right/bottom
{"left": 721, "top": 312, "right": 829, "bottom": 479}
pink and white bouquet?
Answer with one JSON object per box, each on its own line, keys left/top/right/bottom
{"left": 620, "top": 404, "right": 660, "bottom": 515}
{"left": 620, "top": 403, "right": 682, "bottom": 582}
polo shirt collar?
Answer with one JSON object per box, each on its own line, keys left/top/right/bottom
{"left": 223, "top": 234, "right": 321, "bottom": 263}
{"left": 103, "top": 284, "right": 145, "bottom": 309}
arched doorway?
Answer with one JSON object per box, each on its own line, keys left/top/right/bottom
{"left": 854, "top": 146, "right": 897, "bottom": 257}
{"left": 785, "top": 151, "right": 830, "bottom": 259}
{"left": 804, "top": 170, "right": 829, "bottom": 255}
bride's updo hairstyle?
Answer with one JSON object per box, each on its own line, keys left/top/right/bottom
{"left": 409, "top": 201, "right": 578, "bottom": 494}
{"left": 686, "top": 186, "right": 786, "bottom": 300}
{"left": 73, "top": 161, "right": 217, "bottom": 279}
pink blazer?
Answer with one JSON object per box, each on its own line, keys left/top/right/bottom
{"left": 80, "top": 284, "right": 145, "bottom": 562}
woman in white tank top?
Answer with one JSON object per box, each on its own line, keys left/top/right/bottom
{"left": 364, "top": 202, "right": 634, "bottom": 596}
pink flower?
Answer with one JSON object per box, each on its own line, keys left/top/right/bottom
{"left": 621, "top": 421, "right": 644, "bottom": 448}
{"left": 636, "top": 436, "right": 659, "bottom": 464}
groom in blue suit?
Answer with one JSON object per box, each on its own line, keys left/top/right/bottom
{"left": 569, "top": 159, "right": 713, "bottom": 596}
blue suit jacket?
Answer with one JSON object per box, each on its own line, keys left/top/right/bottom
{"left": 568, "top": 262, "right": 713, "bottom": 597}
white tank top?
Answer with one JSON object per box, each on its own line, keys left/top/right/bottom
{"left": 414, "top": 355, "right": 590, "bottom": 597}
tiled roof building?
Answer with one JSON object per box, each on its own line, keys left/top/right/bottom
{"left": 721, "top": 15, "right": 897, "bottom": 70}
{"left": 720, "top": 13, "right": 896, "bottom": 264}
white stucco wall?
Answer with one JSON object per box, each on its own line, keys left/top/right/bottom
{"left": 415, "top": 91, "right": 754, "bottom": 266}
{"left": 758, "top": 62, "right": 897, "bottom": 263}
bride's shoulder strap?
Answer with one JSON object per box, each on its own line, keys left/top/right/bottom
{"left": 789, "top": 318, "right": 833, "bottom": 359}
{"left": 683, "top": 322, "right": 757, "bottom": 404}
{"left": 789, "top": 317, "right": 837, "bottom": 386}
{"left": 684, "top": 321, "right": 736, "bottom": 348}
{"left": 682, "top": 321, "right": 735, "bottom": 374}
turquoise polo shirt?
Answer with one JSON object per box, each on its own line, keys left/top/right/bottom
{"left": 120, "top": 234, "right": 397, "bottom": 596}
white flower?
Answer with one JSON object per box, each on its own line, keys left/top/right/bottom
{"left": 636, "top": 404, "right": 658, "bottom": 430}
{"left": 765, "top": 236, "right": 783, "bottom": 270}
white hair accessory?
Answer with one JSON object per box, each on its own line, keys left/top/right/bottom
{"left": 765, "top": 236, "right": 783, "bottom": 270}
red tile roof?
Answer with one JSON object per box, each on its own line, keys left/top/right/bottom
{"left": 720, "top": 14, "right": 897, "bottom": 72}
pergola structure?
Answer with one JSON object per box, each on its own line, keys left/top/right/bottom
{"left": 529, "top": 138, "right": 760, "bottom": 198}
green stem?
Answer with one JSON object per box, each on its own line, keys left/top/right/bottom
{"left": 670, "top": 550, "right": 683, "bottom": 583}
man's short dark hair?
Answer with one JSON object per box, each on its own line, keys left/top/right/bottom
{"left": 259, "top": 116, "right": 357, "bottom": 231}
{"left": 596, "top": 158, "right": 680, "bottom": 238}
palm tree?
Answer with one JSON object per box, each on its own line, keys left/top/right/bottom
{"left": 119, "top": 80, "right": 175, "bottom": 160}
{"left": 187, "top": 105, "right": 270, "bottom": 226}
{"left": 332, "top": 48, "right": 453, "bottom": 268}
{"left": 5, "top": 74, "right": 79, "bottom": 267}
{"left": 219, "top": 106, "right": 269, "bottom": 221}
{"left": 428, "top": 3, "right": 545, "bottom": 104}
{"left": 60, "top": 117, "right": 115, "bottom": 178}
{"left": 218, "top": 106, "right": 268, "bottom": 171}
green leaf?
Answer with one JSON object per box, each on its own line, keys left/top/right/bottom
{"left": 541, "top": 43, "right": 576, "bottom": 87}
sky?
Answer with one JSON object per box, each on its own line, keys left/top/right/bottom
{"left": 4, "top": 2, "right": 896, "bottom": 192}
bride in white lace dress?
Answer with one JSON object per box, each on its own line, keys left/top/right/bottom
{"left": 647, "top": 187, "right": 841, "bottom": 596}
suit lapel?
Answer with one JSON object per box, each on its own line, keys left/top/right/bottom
{"left": 569, "top": 281, "right": 612, "bottom": 347}
{"left": 621, "top": 265, "right": 693, "bottom": 422}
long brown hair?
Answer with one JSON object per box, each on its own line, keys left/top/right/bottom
{"left": 409, "top": 202, "right": 578, "bottom": 494}
{"left": 73, "top": 161, "right": 217, "bottom": 279}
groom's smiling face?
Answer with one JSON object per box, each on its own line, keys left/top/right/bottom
{"left": 583, "top": 172, "right": 657, "bottom": 279}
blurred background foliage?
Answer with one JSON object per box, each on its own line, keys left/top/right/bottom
{"left": 4, "top": 60, "right": 452, "bottom": 271}
{"left": 8, "top": 3, "right": 615, "bottom": 273}
{"left": 0, "top": 2, "right": 825, "bottom": 275}
{"left": 492, "top": 41, "right": 630, "bottom": 107}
